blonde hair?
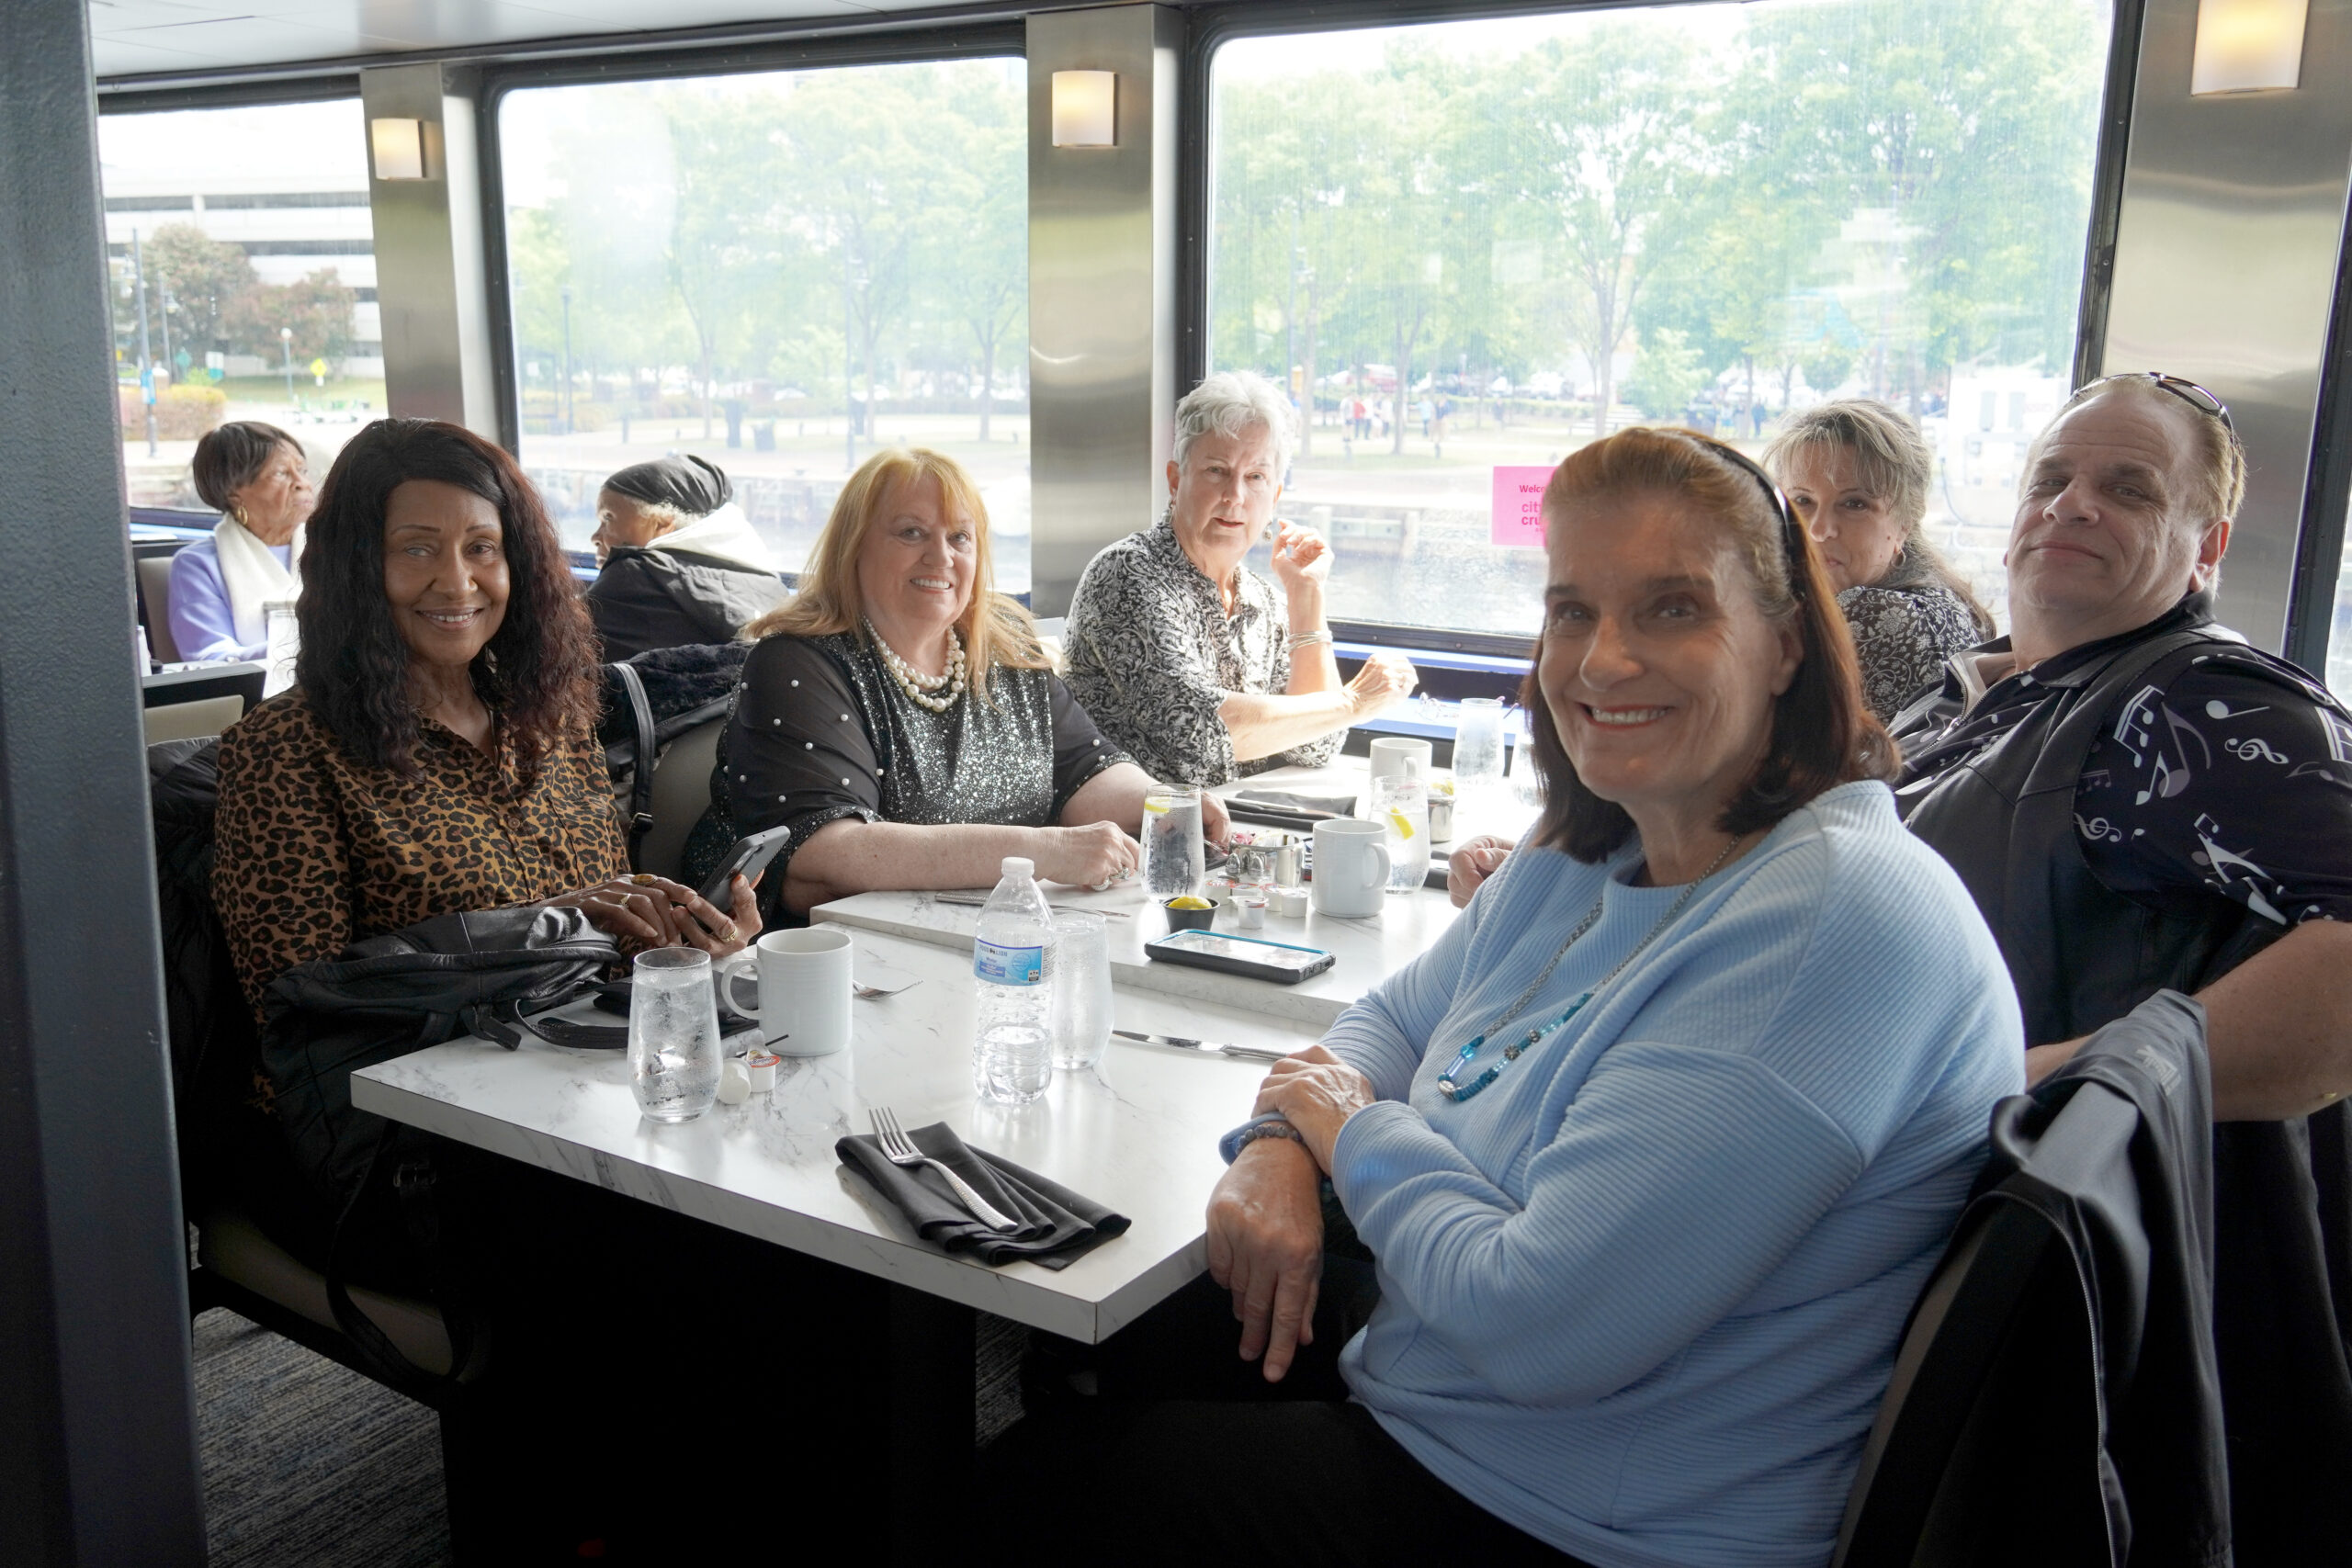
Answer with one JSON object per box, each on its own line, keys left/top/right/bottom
{"left": 743, "top": 447, "right": 1047, "bottom": 699}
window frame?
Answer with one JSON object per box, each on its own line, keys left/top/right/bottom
{"left": 1175, "top": 0, "right": 2146, "bottom": 652}
{"left": 93, "top": 77, "right": 375, "bottom": 524}
{"left": 475, "top": 22, "right": 1027, "bottom": 460}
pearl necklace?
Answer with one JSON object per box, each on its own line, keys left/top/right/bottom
{"left": 865, "top": 618, "right": 967, "bottom": 714}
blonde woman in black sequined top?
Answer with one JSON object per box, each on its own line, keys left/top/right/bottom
{"left": 719, "top": 447, "right": 1227, "bottom": 919}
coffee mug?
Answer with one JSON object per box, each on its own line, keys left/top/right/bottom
{"left": 718, "top": 927, "right": 853, "bottom": 1056}
{"left": 1368, "top": 736, "right": 1433, "bottom": 784}
{"left": 1313, "top": 818, "right": 1391, "bottom": 918}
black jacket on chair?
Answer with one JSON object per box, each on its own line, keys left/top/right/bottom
{"left": 586, "top": 546, "right": 786, "bottom": 660}
{"left": 1976, "top": 990, "right": 2231, "bottom": 1568}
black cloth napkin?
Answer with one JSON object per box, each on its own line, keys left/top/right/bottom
{"left": 836, "top": 1122, "right": 1129, "bottom": 1269}
{"left": 1228, "top": 788, "right": 1358, "bottom": 826}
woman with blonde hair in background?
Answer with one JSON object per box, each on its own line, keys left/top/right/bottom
{"left": 713, "top": 446, "right": 1225, "bottom": 920}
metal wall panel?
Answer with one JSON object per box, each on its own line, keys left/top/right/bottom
{"left": 362, "top": 62, "right": 501, "bottom": 436}
{"left": 2101, "top": 0, "right": 2352, "bottom": 653}
{"left": 1026, "top": 3, "right": 1183, "bottom": 615}
{"left": 0, "top": 2, "right": 207, "bottom": 1560}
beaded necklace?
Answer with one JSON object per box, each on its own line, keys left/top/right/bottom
{"left": 1435, "top": 833, "right": 1748, "bottom": 1103}
{"left": 865, "top": 617, "right": 967, "bottom": 714}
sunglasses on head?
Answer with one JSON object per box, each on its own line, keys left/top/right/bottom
{"left": 2086, "top": 372, "right": 2234, "bottom": 434}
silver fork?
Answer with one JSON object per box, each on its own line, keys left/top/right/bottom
{"left": 869, "top": 1107, "right": 1018, "bottom": 1231}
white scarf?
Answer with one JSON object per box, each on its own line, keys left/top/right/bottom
{"left": 654, "top": 502, "right": 776, "bottom": 574}
{"left": 212, "top": 513, "right": 303, "bottom": 649}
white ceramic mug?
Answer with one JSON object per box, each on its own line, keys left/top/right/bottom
{"left": 1368, "top": 736, "right": 1433, "bottom": 784}
{"left": 1313, "top": 818, "right": 1392, "bottom": 918}
{"left": 718, "top": 927, "right": 853, "bottom": 1056}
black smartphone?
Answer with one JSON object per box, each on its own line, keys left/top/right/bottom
{"left": 695, "top": 825, "right": 790, "bottom": 908}
{"left": 1144, "top": 929, "right": 1336, "bottom": 984}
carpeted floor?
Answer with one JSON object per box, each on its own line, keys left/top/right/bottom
{"left": 194, "top": 1305, "right": 1032, "bottom": 1565}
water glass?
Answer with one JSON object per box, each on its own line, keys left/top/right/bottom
{"left": 1047, "top": 910, "right": 1114, "bottom": 1073}
{"left": 1141, "top": 786, "right": 1206, "bottom": 898}
{"left": 628, "top": 947, "right": 722, "bottom": 1122}
{"left": 1453, "top": 697, "right": 1507, "bottom": 791}
{"left": 1370, "top": 773, "right": 1429, "bottom": 895}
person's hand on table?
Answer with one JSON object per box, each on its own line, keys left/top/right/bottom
{"left": 1252, "top": 1043, "right": 1377, "bottom": 1172}
{"left": 540, "top": 872, "right": 762, "bottom": 957}
{"left": 1345, "top": 651, "right": 1418, "bottom": 719}
{"left": 1447, "top": 835, "right": 1514, "bottom": 908}
{"left": 1205, "top": 1132, "right": 1326, "bottom": 1383}
{"left": 1200, "top": 789, "right": 1232, "bottom": 849}
{"left": 1034, "top": 820, "right": 1140, "bottom": 889}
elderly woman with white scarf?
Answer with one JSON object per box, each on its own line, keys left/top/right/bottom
{"left": 169, "top": 421, "right": 313, "bottom": 663}
{"left": 587, "top": 455, "right": 787, "bottom": 659}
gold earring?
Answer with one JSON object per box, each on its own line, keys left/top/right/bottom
{"left": 233, "top": 505, "right": 250, "bottom": 528}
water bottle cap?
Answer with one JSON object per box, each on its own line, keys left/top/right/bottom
{"left": 1001, "top": 856, "right": 1034, "bottom": 879}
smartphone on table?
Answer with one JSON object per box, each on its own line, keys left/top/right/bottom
{"left": 1144, "top": 929, "right": 1335, "bottom": 984}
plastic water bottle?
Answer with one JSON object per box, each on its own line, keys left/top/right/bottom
{"left": 972, "top": 855, "right": 1055, "bottom": 1104}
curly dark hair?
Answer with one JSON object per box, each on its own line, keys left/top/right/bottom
{"left": 1521, "top": 427, "right": 1896, "bottom": 863}
{"left": 295, "top": 418, "right": 598, "bottom": 777}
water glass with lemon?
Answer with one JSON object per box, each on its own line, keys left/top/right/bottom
{"left": 1141, "top": 786, "right": 1207, "bottom": 898}
{"left": 1369, "top": 771, "right": 1429, "bottom": 894}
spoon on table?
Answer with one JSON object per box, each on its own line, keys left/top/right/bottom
{"left": 854, "top": 979, "right": 921, "bottom": 1001}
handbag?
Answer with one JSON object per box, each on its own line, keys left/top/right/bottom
{"left": 258, "top": 905, "right": 621, "bottom": 1391}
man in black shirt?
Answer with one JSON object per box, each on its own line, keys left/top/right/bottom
{"left": 1891, "top": 374, "right": 2352, "bottom": 1562}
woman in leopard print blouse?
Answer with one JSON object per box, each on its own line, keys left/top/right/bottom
{"left": 211, "top": 419, "right": 762, "bottom": 1016}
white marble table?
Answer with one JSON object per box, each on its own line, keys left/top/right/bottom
{"left": 350, "top": 928, "right": 1323, "bottom": 1344}
{"left": 809, "top": 761, "right": 1529, "bottom": 1029}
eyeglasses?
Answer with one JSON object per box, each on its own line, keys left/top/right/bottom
{"left": 2086, "top": 372, "right": 2234, "bottom": 434}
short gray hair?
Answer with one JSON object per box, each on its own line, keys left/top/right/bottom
{"left": 1172, "top": 370, "right": 1298, "bottom": 476}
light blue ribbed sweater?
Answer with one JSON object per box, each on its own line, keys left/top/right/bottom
{"left": 1327, "top": 781, "right": 2023, "bottom": 1568}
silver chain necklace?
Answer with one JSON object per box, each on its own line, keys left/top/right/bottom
{"left": 1436, "top": 832, "right": 1750, "bottom": 1102}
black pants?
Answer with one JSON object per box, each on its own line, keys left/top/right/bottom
{"left": 986, "top": 1252, "right": 1589, "bottom": 1567}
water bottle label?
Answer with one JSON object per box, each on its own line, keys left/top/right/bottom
{"left": 974, "top": 940, "right": 1045, "bottom": 986}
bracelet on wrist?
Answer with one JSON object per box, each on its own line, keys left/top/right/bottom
{"left": 1288, "top": 629, "right": 1330, "bottom": 650}
{"left": 1219, "top": 1113, "right": 1306, "bottom": 1163}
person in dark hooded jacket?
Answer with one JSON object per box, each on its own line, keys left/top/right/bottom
{"left": 587, "top": 455, "right": 786, "bottom": 658}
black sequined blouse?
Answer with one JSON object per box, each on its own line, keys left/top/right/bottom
{"left": 712, "top": 631, "right": 1128, "bottom": 906}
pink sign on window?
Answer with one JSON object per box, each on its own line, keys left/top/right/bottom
{"left": 1490, "top": 465, "right": 1555, "bottom": 547}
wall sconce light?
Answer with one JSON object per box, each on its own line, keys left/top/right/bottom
{"left": 2191, "top": 0, "right": 2308, "bottom": 95}
{"left": 369, "top": 117, "right": 432, "bottom": 180}
{"left": 1051, "top": 70, "right": 1117, "bottom": 148}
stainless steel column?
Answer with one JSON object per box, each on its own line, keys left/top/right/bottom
{"left": 362, "top": 62, "right": 501, "bottom": 438}
{"left": 1026, "top": 4, "right": 1184, "bottom": 615}
{"left": 2100, "top": 0, "right": 2352, "bottom": 653}
{"left": 0, "top": 2, "right": 206, "bottom": 1561}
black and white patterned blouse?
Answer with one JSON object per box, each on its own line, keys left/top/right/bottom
{"left": 1061, "top": 513, "right": 1344, "bottom": 786}
{"left": 1838, "top": 558, "right": 1989, "bottom": 722}
{"left": 711, "top": 630, "right": 1128, "bottom": 912}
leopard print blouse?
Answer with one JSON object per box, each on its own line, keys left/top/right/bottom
{"left": 212, "top": 691, "right": 627, "bottom": 1016}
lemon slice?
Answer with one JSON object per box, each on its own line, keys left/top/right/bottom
{"left": 1386, "top": 807, "right": 1417, "bottom": 840}
{"left": 1144, "top": 796, "right": 1171, "bottom": 816}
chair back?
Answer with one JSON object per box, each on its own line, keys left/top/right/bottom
{"left": 138, "top": 554, "right": 181, "bottom": 661}
{"left": 144, "top": 694, "right": 243, "bottom": 745}
{"left": 1833, "top": 1084, "right": 2143, "bottom": 1567}
{"left": 639, "top": 716, "right": 725, "bottom": 880}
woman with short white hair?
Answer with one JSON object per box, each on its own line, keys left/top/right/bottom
{"left": 1063, "top": 369, "right": 1418, "bottom": 786}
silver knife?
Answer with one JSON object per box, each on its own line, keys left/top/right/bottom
{"left": 1112, "top": 1029, "right": 1289, "bottom": 1064}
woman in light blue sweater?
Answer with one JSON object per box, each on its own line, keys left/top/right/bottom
{"left": 1001, "top": 429, "right": 2024, "bottom": 1568}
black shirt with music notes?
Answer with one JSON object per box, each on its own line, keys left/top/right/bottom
{"left": 1900, "top": 596, "right": 2352, "bottom": 931}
